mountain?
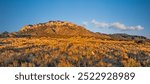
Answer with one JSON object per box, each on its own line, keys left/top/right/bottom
{"left": 0, "top": 20, "right": 148, "bottom": 41}
{"left": 18, "top": 20, "right": 148, "bottom": 40}
{"left": 18, "top": 21, "right": 95, "bottom": 37}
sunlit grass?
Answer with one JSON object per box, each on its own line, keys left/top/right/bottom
{"left": 0, "top": 36, "right": 150, "bottom": 67}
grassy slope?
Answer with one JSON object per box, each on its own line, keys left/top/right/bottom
{"left": 0, "top": 36, "right": 150, "bottom": 67}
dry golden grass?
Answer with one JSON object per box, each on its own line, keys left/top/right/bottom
{"left": 0, "top": 36, "right": 150, "bottom": 67}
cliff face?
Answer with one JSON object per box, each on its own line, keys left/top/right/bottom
{"left": 19, "top": 21, "right": 95, "bottom": 37}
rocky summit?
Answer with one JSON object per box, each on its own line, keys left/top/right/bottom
{"left": 19, "top": 21, "right": 95, "bottom": 37}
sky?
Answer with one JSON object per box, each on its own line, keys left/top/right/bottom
{"left": 0, "top": 0, "right": 150, "bottom": 37}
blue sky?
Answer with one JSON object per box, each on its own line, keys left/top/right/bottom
{"left": 0, "top": 0, "right": 150, "bottom": 37}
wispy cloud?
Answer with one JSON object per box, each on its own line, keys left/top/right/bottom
{"left": 83, "top": 19, "right": 144, "bottom": 31}
{"left": 82, "top": 21, "right": 89, "bottom": 27}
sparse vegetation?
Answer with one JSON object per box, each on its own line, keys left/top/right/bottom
{"left": 0, "top": 21, "right": 150, "bottom": 67}
{"left": 0, "top": 36, "right": 150, "bottom": 67}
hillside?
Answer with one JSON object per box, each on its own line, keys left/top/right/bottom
{"left": 0, "top": 21, "right": 150, "bottom": 67}
{"left": 109, "top": 33, "right": 147, "bottom": 41}
{"left": 18, "top": 21, "right": 96, "bottom": 37}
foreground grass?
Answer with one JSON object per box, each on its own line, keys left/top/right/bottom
{"left": 0, "top": 36, "right": 150, "bottom": 67}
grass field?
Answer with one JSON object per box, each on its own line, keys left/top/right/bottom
{"left": 0, "top": 36, "right": 150, "bottom": 67}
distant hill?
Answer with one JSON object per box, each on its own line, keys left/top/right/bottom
{"left": 18, "top": 21, "right": 95, "bottom": 37}
{"left": 0, "top": 20, "right": 149, "bottom": 41}
{"left": 109, "top": 33, "right": 148, "bottom": 41}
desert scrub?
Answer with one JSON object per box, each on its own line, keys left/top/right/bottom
{"left": 122, "top": 58, "right": 141, "bottom": 67}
